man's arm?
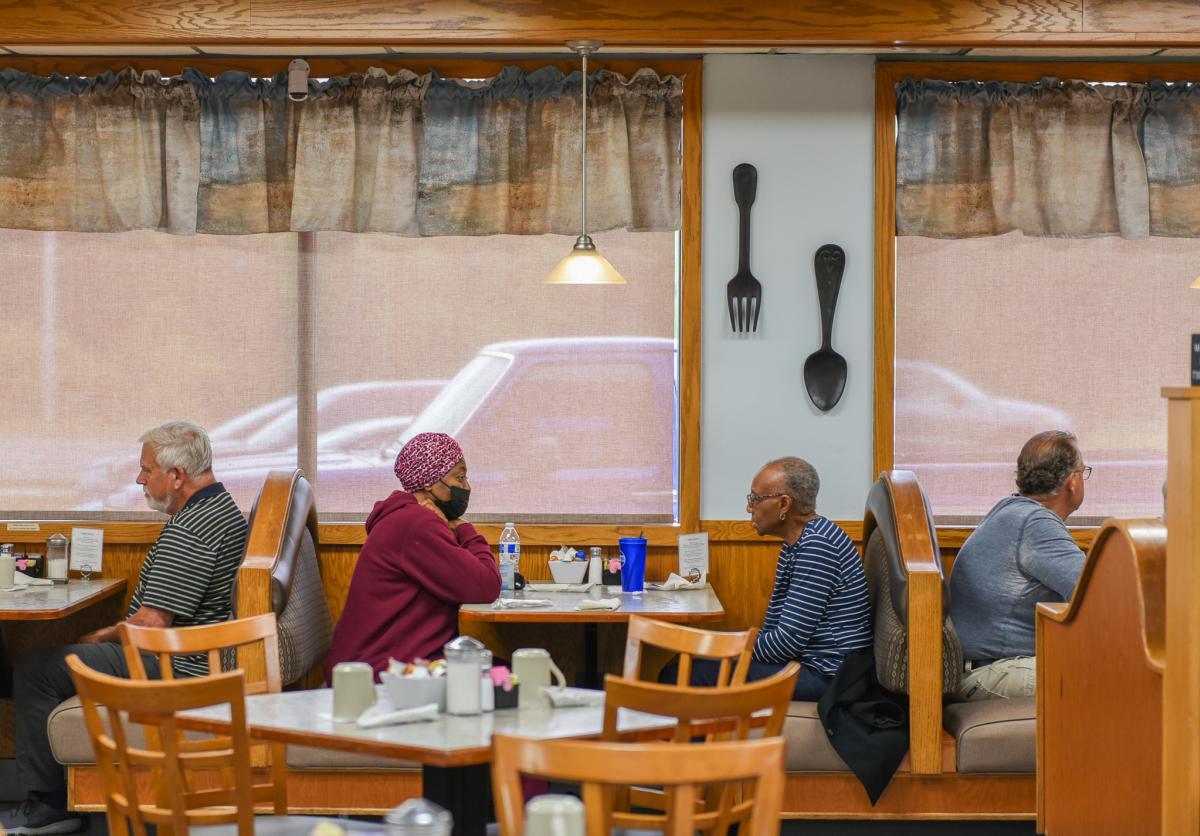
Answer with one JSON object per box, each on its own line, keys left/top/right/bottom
{"left": 1018, "top": 511, "right": 1086, "bottom": 600}
{"left": 78, "top": 605, "right": 174, "bottom": 644}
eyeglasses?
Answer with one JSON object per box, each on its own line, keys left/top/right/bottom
{"left": 746, "top": 492, "right": 786, "bottom": 506}
{"left": 1076, "top": 466, "right": 1093, "bottom": 481}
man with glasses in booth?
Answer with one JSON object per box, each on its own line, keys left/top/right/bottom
{"left": 661, "top": 456, "right": 872, "bottom": 700}
{"left": 949, "top": 430, "right": 1088, "bottom": 701}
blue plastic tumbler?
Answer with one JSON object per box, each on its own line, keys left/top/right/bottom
{"left": 618, "top": 537, "right": 647, "bottom": 593}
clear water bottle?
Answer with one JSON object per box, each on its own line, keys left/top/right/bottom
{"left": 498, "top": 522, "right": 520, "bottom": 591}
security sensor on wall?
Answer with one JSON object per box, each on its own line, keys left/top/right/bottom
{"left": 288, "top": 59, "right": 310, "bottom": 102}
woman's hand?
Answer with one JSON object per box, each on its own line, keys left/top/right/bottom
{"left": 417, "top": 494, "right": 464, "bottom": 530}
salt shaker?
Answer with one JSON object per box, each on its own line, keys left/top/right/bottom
{"left": 443, "top": 636, "right": 484, "bottom": 716}
{"left": 480, "top": 648, "right": 494, "bottom": 712}
{"left": 46, "top": 534, "right": 69, "bottom": 584}
{"left": 587, "top": 546, "right": 603, "bottom": 585}
{"left": 385, "top": 798, "right": 452, "bottom": 836}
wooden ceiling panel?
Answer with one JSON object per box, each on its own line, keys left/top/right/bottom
{"left": 1083, "top": 1, "right": 1200, "bottom": 34}
{"left": 0, "top": 0, "right": 254, "bottom": 42}
{"left": 247, "top": 0, "right": 1084, "bottom": 44}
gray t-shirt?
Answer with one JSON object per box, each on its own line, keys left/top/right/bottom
{"left": 948, "top": 495, "right": 1085, "bottom": 660}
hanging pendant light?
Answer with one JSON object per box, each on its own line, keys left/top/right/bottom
{"left": 544, "top": 40, "right": 626, "bottom": 285}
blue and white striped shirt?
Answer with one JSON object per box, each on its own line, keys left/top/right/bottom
{"left": 754, "top": 516, "right": 873, "bottom": 675}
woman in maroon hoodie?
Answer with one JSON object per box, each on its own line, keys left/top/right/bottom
{"left": 326, "top": 432, "right": 502, "bottom": 680}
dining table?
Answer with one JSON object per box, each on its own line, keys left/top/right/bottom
{"left": 176, "top": 685, "right": 681, "bottom": 836}
{"left": 459, "top": 585, "right": 724, "bottom": 688}
{"left": 0, "top": 577, "right": 126, "bottom": 620}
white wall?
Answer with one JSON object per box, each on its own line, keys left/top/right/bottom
{"left": 700, "top": 55, "right": 876, "bottom": 520}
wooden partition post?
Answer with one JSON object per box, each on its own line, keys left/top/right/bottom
{"left": 1162, "top": 387, "right": 1200, "bottom": 833}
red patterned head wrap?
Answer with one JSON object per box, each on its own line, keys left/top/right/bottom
{"left": 394, "top": 432, "right": 464, "bottom": 491}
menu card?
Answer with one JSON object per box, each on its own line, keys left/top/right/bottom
{"left": 677, "top": 532, "right": 709, "bottom": 581}
{"left": 70, "top": 527, "right": 104, "bottom": 574}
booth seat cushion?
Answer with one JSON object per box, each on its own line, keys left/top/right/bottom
{"left": 943, "top": 697, "right": 1036, "bottom": 773}
{"left": 286, "top": 745, "right": 420, "bottom": 770}
{"left": 48, "top": 696, "right": 219, "bottom": 765}
{"left": 782, "top": 701, "right": 851, "bottom": 772}
{"left": 50, "top": 696, "right": 135, "bottom": 765}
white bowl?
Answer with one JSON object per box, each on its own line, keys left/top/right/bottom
{"left": 549, "top": 560, "right": 588, "bottom": 584}
{"left": 379, "top": 672, "right": 446, "bottom": 712}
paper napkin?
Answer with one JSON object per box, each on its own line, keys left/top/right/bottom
{"left": 647, "top": 572, "right": 708, "bottom": 590}
{"left": 491, "top": 597, "right": 554, "bottom": 609}
{"left": 545, "top": 686, "right": 606, "bottom": 708}
{"left": 576, "top": 597, "right": 620, "bottom": 611}
{"left": 354, "top": 700, "right": 439, "bottom": 729}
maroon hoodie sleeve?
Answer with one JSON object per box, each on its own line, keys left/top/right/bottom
{"left": 404, "top": 512, "right": 501, "bottom": 605}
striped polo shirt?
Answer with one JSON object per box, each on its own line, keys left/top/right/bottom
{"left": 753, "top": 516, "right": 873, "bottom": 676}
{"left": 127, "top": 482, "right": 247, "bottom": 677}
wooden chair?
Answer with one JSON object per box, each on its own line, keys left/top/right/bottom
{"left": 492, "top": 735, "right": 785, "bottom": 836}
{"left": 602, "top": 661, "right": 799, "bottom": 743}
{"left": 622, "top": 615, "right": 757, "bottom": 685}
{"left": 601, "top": 663, "right": 799, "bottom": 831}
{"left": 66, "top": 654, "right": 271, "bottom": 835}
{"left": 1036, "top": 518, "right": 1166, "bottom": 835}
{"left": 118, "top": 614, "right": 287, "bottom": 814}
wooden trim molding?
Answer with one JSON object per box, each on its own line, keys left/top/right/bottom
{"left": 3, "top": 1, "right": 1200, "bottom": 48}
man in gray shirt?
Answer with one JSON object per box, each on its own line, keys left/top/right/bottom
{"left": 949, "top": 430, "right": 1087, "bottom": 700}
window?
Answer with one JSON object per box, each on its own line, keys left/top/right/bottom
{"left": 879, "top": 62, "right": 1200, "bottom": 524}
{"left": 4, "top": 227, "right": 680, "bottom": 522}
{"left": 894, "top": 232, "right": 1197, "bottom": 522}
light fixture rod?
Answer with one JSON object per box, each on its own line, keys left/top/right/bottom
{"left": 581, "top": 47, "right": 588, "bottom": 240}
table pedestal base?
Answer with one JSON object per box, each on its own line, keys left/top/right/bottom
{"left": 423, "top": 763, "right": 491, "bottom": 836}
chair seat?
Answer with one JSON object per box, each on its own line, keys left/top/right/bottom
{"left": 943, "top": 697, "right": 1036, "bottom": 773}
{"left": 782, "top": 700, "right": 850, "bottom": 772}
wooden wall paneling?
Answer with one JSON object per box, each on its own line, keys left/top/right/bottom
{"left": 10, "top": 0, "right": 1200, "bottom": 48}
{"left": 1162, "top": 387, "right": 1200, "bottom": 833}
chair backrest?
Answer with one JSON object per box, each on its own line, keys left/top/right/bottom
{"left": 602, "top": 662, "right": 799, "bottom": 743}
{"left": 118, "top": 614, "right": 287, "bottom": 812}
{"left": 237, "top": 469, "right": 332, "bottom": 687}
{"left": 66, "top": 653, "right": 258, "bottom": 836}
{"left": 492, "top": 735, "right": 785, "bottom": 836}
{"left": 120, "top": 613, "right": 282, "bottom": 694}
{"left": 622, "top": 615, "right": 757, "bottom": 686}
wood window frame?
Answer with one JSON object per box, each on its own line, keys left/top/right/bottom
{"left": 873, "top": 59, "right": 1200, "bottom": 484}
{"left": 0, "top": 54, "right": 702, "bottom": 539}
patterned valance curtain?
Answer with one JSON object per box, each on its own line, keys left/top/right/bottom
{"left": 895, "top": 77, "right": 1149, "bottom": 239}
{"left": 1143, "top": 81, "right": 1200, "bottom": 237}
{"left": 0, "top": 65, "right": 683, "bottom": 235}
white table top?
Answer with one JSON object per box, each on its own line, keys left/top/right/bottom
{"left": 459, "top": 586, "right": 723, "bottom": 623}
{"left": 0, "top": 577, "right": 125, "bottom": 620}
{"left": 177, "top": 685, "right": 675, "bottom": 767}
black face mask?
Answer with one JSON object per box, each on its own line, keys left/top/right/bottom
{"left": 433, "top": 483, "right": 471, "bottom": 520}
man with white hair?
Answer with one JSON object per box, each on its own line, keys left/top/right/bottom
{"left": 3, "top": 421, "right": 248, "bottom": 835}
